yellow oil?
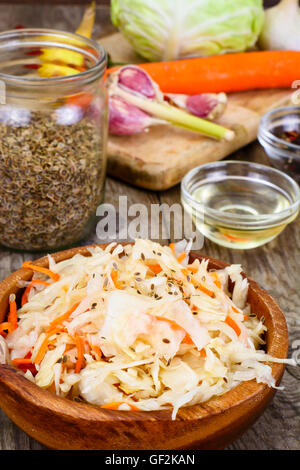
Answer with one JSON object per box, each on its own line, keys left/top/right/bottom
{"left": 183, "top": 178, "right": 297, "bottom": 249}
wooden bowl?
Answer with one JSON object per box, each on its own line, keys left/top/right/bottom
{"left": 0, "top": 244, "right": 288, "bottom": 450}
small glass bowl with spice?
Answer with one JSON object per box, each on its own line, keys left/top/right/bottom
{"left": 181, "top": 161, "right": 300, "bottom": 250}
{"left": 0, "top": 28, "right": 108, "bottom": 251}
{"left": 258, "top": 106, "right": 300, "bottom": 184}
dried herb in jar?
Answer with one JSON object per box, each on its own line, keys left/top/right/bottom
{"left": 0, "top": 106, "right": 106, "bottom": 251}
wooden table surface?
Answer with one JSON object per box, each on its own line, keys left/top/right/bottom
{"left": 0, "top": 2, "right": 299, "bottom": 451}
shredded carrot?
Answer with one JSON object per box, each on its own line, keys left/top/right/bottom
{"left": 111, "top": 270, "right": 123, "bottom": 289}
{"left": 169, "top": 243, "right": 175, "bottom": 255}
{"left": 187, "top": 265, "right": 198, "bottom": 274}
{"left": 210, "top": 272, "right": 221, "bottom": 289}
{"left": 155, "top": 315, "right": 184, "bottom": 332}
{"left": 183, "top": 334, "right": 194, "bottom": 345}
{"left": 22, "top": 261, "right": 60, "bottom": 282}
{"left": 198, "top": 284, "right": 214, "bottom": 298}
{"left": 177, "top": 252, "right": 186, "bottom": 264}
{"left": 21, "top": 280, "right": 50, "bottom": 307}
{"left": 11, "top": 358, "right": 33, "bottom": 365}
{"left": 147, "top": 263, "right": 162, "bottom": 274}
{"left": 66, "top": 92, "right": 92, "bottom": 109}
{"left": 74, "top": 334, "right": 84, "bottom": 373}
{"left": 34, "top": 328, "right": 61, "bottom": 365}
{"left": 101, "top": 402, "right": 139, "bottom": 411}
{"left": 232, "top": 306, "right": 240, "bottom": 313}
{"left": 190, "top": 278, "right": 214, "bottom": 297}
{"left": 90, "top": 344, "right": 102, "bottom": 358}
{"left": 225, "top": 315, "right": 241, "bottom": 337}
{"left": 223, "top": 233, "right": 250, "bottom": 242}
{"left": 200, "top": 349, "right": 206, "bottom": 358}
{"left": 181, "top": 268, "right": 188, "bottom": 276}
{"left": 8, "top": 294, "right": 18, "bottom": 330}
{"left": 11, "top": 356, "right": 37, "bottom": 375}
{"left": 244, "top": 315, "right": 249, "bottom": 321}
{"left": 0, "top": 322, "right": 14, "bottom": 337}
{"left": 154, "top": 315, "right": 194, "bottom": 345}
{"left": 47, "top": 302, "right": 80, "bottom": 330}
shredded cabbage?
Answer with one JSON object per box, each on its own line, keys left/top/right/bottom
{"left": 2, "top": 239, "right": 295, "bottom": 419}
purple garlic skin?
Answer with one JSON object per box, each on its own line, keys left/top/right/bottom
{"left": 118, "top": 66, "right": 156, "bottom": 99}
{"left": 109, "top": 95, "right": 154, "bottom": 136}
{"left": 166, "top": 92, "right": 227, "bottom": 121}
{"left": 186, "top": 94, "right": 218, "bottom": 118}
{"left": 186, "top": 93, "right": 227, "bottom": 120}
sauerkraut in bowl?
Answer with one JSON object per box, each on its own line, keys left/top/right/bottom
{"left": 0, "top": 240, "right": 295, "bottom": 419}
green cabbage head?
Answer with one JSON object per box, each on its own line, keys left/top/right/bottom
{"left": 111, "top": 0, "right": 264, "bottom": 61}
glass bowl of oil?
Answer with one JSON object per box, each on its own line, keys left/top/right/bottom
{"left": 181, "top": 161, "right": 300, "bottom": 249}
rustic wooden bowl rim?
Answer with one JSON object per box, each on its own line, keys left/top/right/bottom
{"left": 0, "top": 243, "right": 288, "bottom": 423}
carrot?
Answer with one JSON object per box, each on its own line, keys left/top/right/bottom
{"left": 74, "top": 334, "right": 84, "bottom": 373}
{"left": 8, "top": 294, "right": 18, "bottom": 330}
{"left": 244, "top": 315, "right": 249, "bottom": 321}
{"left": 198, "top": 284, "right": 214, "bottom": 298}
{"left": 190, "top": 277, "right": 215, "bottom": 297}
{"left": 34, "top": 328, "right": 61, "bottom": 365}
{"left": 232, "top": 306, "right": 240, "bottom": 314}
{"left": 183, "top": 334, "right": 194, "bottom": 345}
{"left": 90, "top": 344, "right": 102, "bottom": 359}
{"left": 169, "top": 243, "right": 175, "bottom": 255}
{"left": 11, "top": 357, "right": 38, "bottom": 375}
{"left": 210, "top": 272, "right": 221, "bottom": 289}
{"left": 101, "top": 402, "right": 139, "bottom": 411}
{"left": 11, "top": 358, "right": 33, "bottom": 365}
{"left": 155, "top": 315, "right": 183, "bottom": 331}
{"left": 22, "top": 261, "right": 60, "bottom": 282}
{"left": 0, "top": 322, "right": 13, "bottom": 337}
{"left": 200, "top": 349, "right": 206, "bottom": 358}
{"left": 225, "top": 315, "right": 241, "bottom": 337}
{"left": 154, "top": 315, "right": 194, "bottom": 345}
{"left": 47, "top": 302, "right": 80, "bottom": 330}
{"left": 107, "top": 51, "right": 300, "bottom": 94}
{"left": 21, "top": 280, "right": 50, "bottom": 307}
{"left": 147, "top": 263, "right": 162, "bottom": 274}
{"left": 187, "top": 265, "right": 198, "bottom": 274}
{"left": 66, "top": 92, "right": 92, "bottom": 109}
{"left": 177, "top": 252, "right": 186, "bottom": 264}
{"left": 111, "top": 270, "right": 123, "bottom": 289}
{"left": 222, "top": 233, "right": 250, "bottom": 243}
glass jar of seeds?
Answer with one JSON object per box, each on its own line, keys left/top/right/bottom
{"left": 0, "top": 29, "right": 108, "bottom": 251}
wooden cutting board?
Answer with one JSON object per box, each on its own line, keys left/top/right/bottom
{"left": 100, "top": 33, "right": 293, "bottom": 191}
